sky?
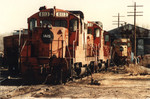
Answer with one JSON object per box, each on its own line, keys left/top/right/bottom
{"left": 0, "top": 0, "right": 150, "bottom": 35}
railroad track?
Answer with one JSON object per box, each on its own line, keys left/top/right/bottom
{"left": 0, "top": 75, "right": 88, "bottom": 98}
{"left": 0, "top": 72, "right": 94, "bottom": 98}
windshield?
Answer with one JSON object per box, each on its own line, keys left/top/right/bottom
{"left": 69, "top": 19, "right": 77, "bottom": 32}
{"left": 54, "top": 20, "right": 67, "bottom": 28}
{"left": 40, "top": 20, "right": 52, "bottom": 27}
{"left": 121, "top": 42, "right": 127, "bottom": 45}
{"left": 105, "top": 35, "right": 109, "bottom": 42}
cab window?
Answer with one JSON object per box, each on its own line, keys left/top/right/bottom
{"left": 69, "top": 19, "right": 77, "bottom": 32}
{"left": 127, "top": 42, "right": 131, "bottom": 47}
{"left": 40, "top": 20, "right": 52, "bottom": 27}
{"left": 30, "top": 19, "right": 37, "bottom": 30}
{"left": 54, "top": 20, "right": 67, "bottom": 28}
{"left": 121, "top": 42, "right": 127, "bottom": 45}
{"left": 105, "top": 35, "right": 109, "bottom": 42}
{"left": 94, "top": 28, "right": 100, "bottom": 37}
{"left": 88, "top": 29, "right": 92, "bottom": 34}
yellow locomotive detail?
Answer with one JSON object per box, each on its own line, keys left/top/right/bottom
{"left": 112, "top": 38, "right": 131, "bottom": 66}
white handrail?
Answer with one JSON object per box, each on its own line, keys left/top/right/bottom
{"left": 20, "top": 40, "right": 27, "bottom": 53}
{"left": 73, "top": 29, "right": 79, "bottom": 63}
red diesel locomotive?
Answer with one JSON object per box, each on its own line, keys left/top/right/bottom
{"left": 87, "top": 21, "right": 111, "bottom": 71}
{"left": 4, "top": 6, "right": 111, "bottom": 84}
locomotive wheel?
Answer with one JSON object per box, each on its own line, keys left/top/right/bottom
{"left": 98, "top": 62, "right": 102, "bottom": 72}
{"left": 94, "top": 63, "right": 99, "bottom": 73}
{"left": 101, "top": 62, "right": 106, "bottom": 71}
{"left": 108, "top": 59, "right": 111, "bottom": 67}
{"left": 86, "top": 65, "right": 91, "bottom": 75}
{"left": 105, "top": 62, "right": 108, "bottom": 70}
{"left": 94, "top": 66, "right": 98, "bottom": 73}
{"left": 89, "top": 62, "right": 94, "bottom": 73}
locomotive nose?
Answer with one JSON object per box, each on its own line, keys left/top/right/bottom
{"left": 41, "top": 28, "right": 54, "bottom": 44}
{"left": 120, "top": 46, "right": 123, "bottom": 51}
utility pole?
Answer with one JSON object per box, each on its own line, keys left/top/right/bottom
{"left": 113, "top": 13, "right": 125, "bottom": 28}
{"left": 127, "top": 2, "right": 143, "bottom": 59}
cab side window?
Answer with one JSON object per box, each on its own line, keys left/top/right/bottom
{"left": 88, "top": 29, "right": 92, "bottom": 34}
{"left": 105, "top": 35, "right": 109, "bottom": 42}
{"left": 94, "top": 28, "right": 100, "bottom": 37}
{"left": 69, "top": 19, "right": 77, "bottom": 32}
{"left": 30, "top": 19, "right": 37, "bottom": 31}
{"left": 40, "top": 20, "right": 52, "bottom": 27}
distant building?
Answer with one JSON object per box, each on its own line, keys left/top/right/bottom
{"left": 109, "top": 24, "right": 150, "bottom": 56}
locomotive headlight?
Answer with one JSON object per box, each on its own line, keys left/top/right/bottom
{"left": 120, "top": 46, "right": 123, "bottom": 52}
{"left": 47, "top": 24, "right": 52, "bottom": 29}
{"left": 43, "top": 24, "right": 47, "bottom": 28}
{"left": 76, "top": 64, "right": 79, "bottom": 68}
{"left": 43, "top": 24, "right": 52, "bottom": 29}
{"left": 41, "top": 28, "right": 54, "bottom": 44}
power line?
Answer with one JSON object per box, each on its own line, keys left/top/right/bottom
{"left": 113, "top": 13, "right": 125, "bottom": 28}
{"left": 127, "top": 2, "right": 143, "bottom": 60}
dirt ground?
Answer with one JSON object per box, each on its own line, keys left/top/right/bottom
{"left": 1, "top": 66, "right": 150, "bottom": 99}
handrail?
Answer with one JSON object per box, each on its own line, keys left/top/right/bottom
{"left": 64, "top": 40, "right": 72, "bottom": 59}
{"left": 20, "top": 40, "right": 27, "bottom": 53}
{"left": 95, "top": 44, "right": 98, "bottom": 62}
{"left": 73, "top": 29, "right": 79, "bottom": 63}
